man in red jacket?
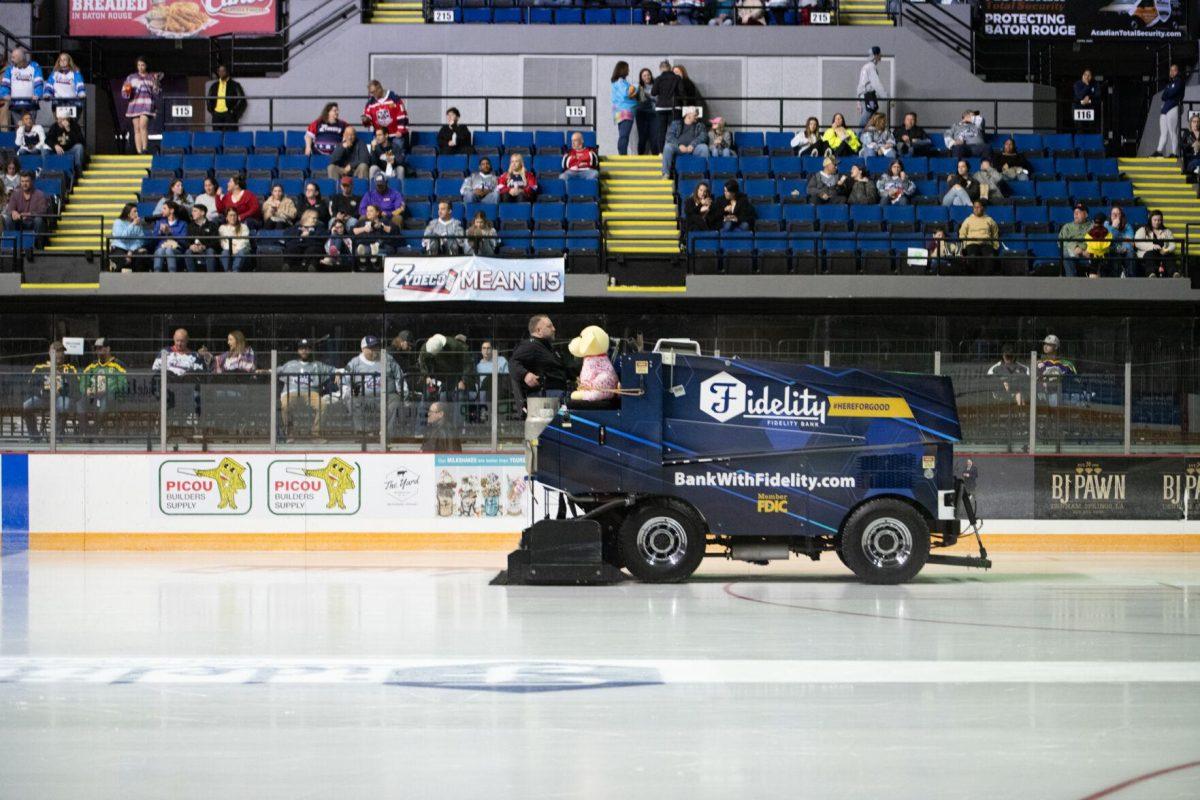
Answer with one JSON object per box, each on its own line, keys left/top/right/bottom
{"left": 559, "top": 132, "right": 598, "bottom": 181}
{"left": 362, "top": 80, "right": 409, "bottom": 164}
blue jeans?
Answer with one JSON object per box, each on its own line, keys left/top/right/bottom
{"left": 390, "top": 135, "right": 408, "bottom": 165}
{"left": 152, "top": 243, "right": 181, "bottom": 272}
{"left": 941, "top": 186, "right": 972, "bottom": 206}
{"left": 711, "top": 147, "right": 734, "bottom": 158}
{"left": 221, "top": 251, "right": 246, "bottom": 272}
{"left": 616, "top": 117, "right": 634, "bottom": 156}
{"left": 721, "top": 220, "right": 750, "bottom": 232}
{"left": 1062, "top": 256, "right": 1084, "bottom": 277}
{"left": 661, "top": 142, "right": 710, "bottom": 176}
{"left": 185, "top": 249, "right": 216, "bottom": 272}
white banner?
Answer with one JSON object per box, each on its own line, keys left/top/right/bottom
{"left": 383, "top": 256, "right": 565, "bottom": 304}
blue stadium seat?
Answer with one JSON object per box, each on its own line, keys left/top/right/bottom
{"left": 538, "top": 178, "right": 566, "bottom": 202}
{"left": 500, "top": 233, "right": 532, "bottom": 255}
{"left": 565, "top": 203, "right": 599, "bottom": 224}
{"left": 254, "top": 131, "right": 284, "bottom": 154}
{"left": 1015, "top": 205, "right": 1048, "bottom": 229}
{"left": 310, "top": 178, "right": 333, "bottom": 197}
{"left": 406, "top": 154, "right": 436, "bottom": 178}
{"left": 277, "top": 154, "right": 307, "bottom": 177}
{"left": 782, "top": 204, "right": 815, "bottom": 230}
{"left": 732, "top": 131, "right": 765, "bottom": 155}
{"left": 850, "top": 205, "right": 883, "bottom": 231}
{"left": 721, "top": 233, "right": 755, "bottom": 274}
{"left": 353, "top": 178, "right": 370, "bottom": 196}
{"left": 1028, "top": 157, "right": 1056, "bottom": 180}
{"left": 160, "top": 131, "right": 190, "bottom": 154}
{"left": 583, "top": 7, "right": 613, "bottom": 23}
{"left": 565, "top": 178, "right": 598, "bottom": 201}
{"left": 816, "top": 204, "right": 850, "bottom": 231}
{"left": 434, "top": 178, "right": 463, "bottom": 201}
{"left": 801, "top": 156, "right": 823, "bottom": 174}
{"left": 1125, "top": 206, "right": 1148, "bottom": 228}
{"left": 404, "top": 178, "right": 435, "bottom": 201}
{"left": 504, "top": 131, "right": 534, "bottom": 154}
{"left": 1069, "top": 180, "right": 1102, "bottom": 205}
{"left": 498, "top": 202, "right": 532, "bottom": 227}
{"left": 743, "top": 179, "right": 776, "bottom": 203}
{"left": 1074, "top": 133, "right": 1104, "bottom": 155}
{"left": 1012, "top": 133, "right": 1042, "bottom": 154}
{"left": 555, "top": 7, "right": 583, "bottom": 24}
{"left": 533, "top": 203, "right": 565, "bottom": 226}
{"left": 436, "top": 154, "right": 468, "bottom": 178}
{"left": 824, "top": 238, "right": 858, "bottom": 274}
{"left": 191, "top": 131, "right": 222, "bottom": 154}
{"left": 222, "top": 131, "right": 253, "bottom": 154}
{"left": 928, "top": 157, "right": 957, "bottom": 176}
{"left": 676, "top": 155, "right": 706, "bottom": 179}
{"left": 765, "top": 132, "right": 793, "bottom": 155}
{"left": 182, "top": 178, "right": 205, "bottom": 196}
{"left": 882, "top": 205, "right": 916, "bottom": 231}
{"left": 1089, "top": 158, "right": 1119, "bottom": 179}
{"left": 989, "top": 205, "right": 1016, "bottom": 231}
{"left": 755, "top": 203, "right": 782, "bottom": 222}
{"left": 835, "top": 158, "right": 860, "bottom": 175}
{"left": 739, "top": 156, "right": 771, "bottom": 179}
{"left": 151, "top": 154, "right": 182, "bottom": 175}
{"left": 534, "top": 131, "right": 565, "bottom": 153}
{"left": 533, "top": 154, "right": 562, "bottom": 176}
{"left": 917, "top": 205, "right": 949, "bottom": 231}
{"left": 181, "top": 153, "right": 214, "bottom": 175}
{"left": 528, "top": 7, "right": 553, "bottom": 23}
{"left": 410, "top": 131, "right": 439, "bottom": 155}
{"left": 463, "top": 7, "right": 492, "bottom": 22}
{"left": 406, "top": 202, "right": 432, "bottom": 221}
{"left": 1043, "top": 133, "right": 1074, "bottom": 155}
{"left": 1008, "top": 181, "right": 1037, "bottom": 199}
{"left": 534, "top": 234, "right": 566, "bottom": 255}
{"left": 136, "top": 201, "right": 158, "bottom": 220}
{"left": 1047, "top": 205, "right": 1075, "bottom": 226}
{"left": 279, "top": 178, "right": 304, "bottom": 196}
{"left": 465, "top": 202, "right": 498, "bottom": 222}
{"left": 246, "top": 154, "right": 276, "bottom": 175}
{"left": 709, "top": 156, "right": 738, "bottom": 180}
{"left": 902, "top": 156, "right": 929, "bottom": 175}
{"left": 776, "top": 179, "right": 806, "bottom": 202}
{"left": 308, "top": 154, "right": 331, "bottom": 174}
{"left": 947, "top": 205, "right": 971, "bottom": 226}
{"left": 914, "top": 179, "right": 940, "bottom": 197}
{"left": 864, "top": 156, "right": 893, "bottom": 175}
{"left": 1056, "top": 157, "right": 1087, "bottom": 180}
{"left": 246, "top": 178, "right": 272, "bottom": 197}
{"left": 140, "top": 178, "right": 169, "bottom": 199}
{"left": 1028, "top": 233, "right": 1061, "bottom": 270}
{"left": 771, "top": 157, "right": 803, "bottom": 179}
{"left": 285, "top": 130, "right": 308, "bottom": 153}
{"left": 473, "top": 131, "right": 502, "bottom": 155}
{"left": 1037, "top": 180, "right": 1069, "bottom": 202}
{"left": 214, "top": 154, "right": 246, "bottom": 174}
{"left": 676, "top": 179, "right": 701, "bottom": 202}
{"left": 1104, "top": 182, "right": 1134, "bottom": 203}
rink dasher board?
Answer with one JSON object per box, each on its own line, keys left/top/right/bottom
{"left": 1, "top": 657, "right": 1199, "bottom": 687}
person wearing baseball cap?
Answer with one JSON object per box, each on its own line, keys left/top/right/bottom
{"left": 1058, "top": 202, "right": 1092, "bottom": 276}
{"left": 358, "top": 171, "right": 406, "bottom": 227}
{"left": 78, "top": 338, "right": 128, "bottom": 432}
{"left": 341, "top": 333, "right": 403, "bottom": 405}
{"left": 1037, "top": 334, "right": 1076, "bottom": 409}
{"left": 857, "top": 46, "right": 886, "bottom": 130}
{"left": 330, "top": 174, "right": 360, "bottom": 231}
{"left": 277, "top": 338, "right": 336, "bottom": 439}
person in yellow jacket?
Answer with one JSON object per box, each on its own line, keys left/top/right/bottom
{"left": 1083, "top": 213, "right": 1111, "bottom": 277}
{"left": 22, "top": 340, "right": 77, "bottom": 440}
{"left": 821, "top": 113, "right": 861, "bottom": 158}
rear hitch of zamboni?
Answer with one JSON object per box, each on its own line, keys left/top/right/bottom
{"left": 926, "top": 478, "right": 992, "bottom": 571}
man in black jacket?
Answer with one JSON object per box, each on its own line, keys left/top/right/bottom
{"left": 206, "top": 65, "right": 246, "bottom": 131}
{"left": 510, "top": 314, "right": 567, "bottom": 410}
{"left": 184, "top": 203, "right": 219, "bottom": 272}
{"left": 650, "top": 60, "right": 680, "bottom": 155}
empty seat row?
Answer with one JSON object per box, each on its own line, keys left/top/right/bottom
{"left": 157, "top": 129, "right": 597, "bottom": 156}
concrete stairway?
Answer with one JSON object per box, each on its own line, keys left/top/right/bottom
{"left": 1120, "top": 157, "right": 1200, "bottom": 254}
{"left": 600, "top": 155, "right": 679, "bottom": 255}
{"left": 45, "top": 154, "right": 150, "bottom": 253}
{"left": 839, "top": 0, "right": 892, "bottom": 26}
{"left": 368, "top": 0, "right": 423, "bottom": 23}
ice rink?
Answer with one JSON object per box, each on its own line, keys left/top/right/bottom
{"left": 1, "top": 549, "right": 1198, "bottom": 799}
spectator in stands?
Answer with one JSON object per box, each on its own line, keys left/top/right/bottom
{"left": 1, "top": 159, "right": 18, "bottom": 198}
{"left": 634, "top": 68, "right": 657, "bottom": 155}
{"left": 295, "top": 181, "right": 331, "bottom": 227}
{"left": 987, "top": 345, "right": 1029, "bottom": 406}
{"left": 15, "top": 112, "right": 47, "bottom": 154}
{"left": 322, "top": 219, "right": 354, "bottom": 271}
{"left": 1105, "top": 206, "right": 1136, "bottom": 278}
{"left": 184, "top": 203, "right": 218, "bottom": 273}
{"left": 995, "top": 138, "right": 1031, "bottom": 185}
{"left": 859, "top": 113, "right": 896, "bottom": 158}
{"left": 856, "top": 46, "right": 886, "bottom": 130}
{"left": 282, "top": 209, "right": 326, "bottom": 272}
{"left": 719, "top": 179, "right": 755, "bottom": 232}
{"left": 1152, "top": 63, "right": 1185, "bottom": 158}
{"left": 341, "top": 335, "right": 403, "bottom": 403}
{"left": 945, "top": 110, "right": 988, "bottom": 159}
{"left": 421, "top": 401, "right": 461, "bottom": 453}
{"left": 876, "top": 160, "right": 915, "bottom": 206}
{"left": 560, "top": 132, "right": 599, "bottom": 181}
{"left": 330, "top": 176, "right": 360, "bottom": 231}
{"left": 50, "top": 114, "right": 85, "bottom": 173}
{"left": 151, "top": 202, "right": 188, "bottom": 273}
{"left": 362, "top": 80, "right": 409, "bottom": 162}
{"left": 217, "top": 174, "right": 261, "bottom": 229}
{"left": 121, "top": 57, "right": 160, "bottom": 155}
{"left": 0, "top": 49, "right": 8, "bottom": 129}
{"left": 359, "top": 173, "right": 406, "bottom": 226}
{"left": 465, "top": 211, "right": 498, "bottom": 257}
{"left": 328, "top": 126, "right": 370, "bottom": 180}
{"left": 214, "top": 331, "right": 255, "bottom": 373}
{"left": 477, "top": 340, "right": 509, "bottom": 379}
{"left": 846, "top": 164, "right": 879, "bottom": 205}
{"left": 511, "top": 314, "right": 567, "bottom": 407}
{"left": 708, "top": 0, "right": 735, "bottom": 25}
{"left": 2, "top": 48, "right": 42, "bottom": 130}
{"left": 368, "top": 137, "right": 402, "bottom": 182}
{"left": 1037, "top": 334, "right": 1076, "bottom": 408}
{"left": 807, "top": 157, "right": 847, "bottom": 204}
{"left": 22, "top": 341, "right": 74, "bottom": 440}
{"left": 610, "top": 62, "right": 638, "bottom": 157}
{"left": 437, "top": 107, "right": 472, "bottom": 155}
{"left": 683, "top": 181, "right": 720, "bottom": 232}
{"left": 1183, "top": 114, "right": 1200, "bottom": 175}
{"left": 673, "top": 65, "right": 703, "bottom": 117}
{"left": 1058, "top": 203, "right": 1091, "bottom": 277}
{"left": 78, "top": 338, "right": 128, "bottom": 430}
{"left": 153, "top": 179, "right": 192, "bottom": 218}
{"left": 1072, "top": 68, "right": 1098, "bottom": 119}
{"left": 651, "top": 61, "right": 681, "bottom": 154}
{"left": 278, "top": 338, "right": 335, "bottom": 438}
{"left": 926, "top": 225, "right": 956, "bottom": 274}
{"left": 942, "top": 160, "right": 979, "bottom": 207}
{"left": 791, "top": 117, "right": 821, "bottom": 158}
{"left": 675, "top": 0, "right": 704, "bottom": 24}
{"left": 460, "top": 157, "right": 499, "bottom": 205}
{"left": 206, "top": 64, "right": 246, "bottom": 132}
{"left": 821, "top": 113, "right": 860, "bottom": 158}
{"left": 737, "top": 0, "right": 766, "bottom": 26}
{"left": 45, "top": 53, "right": 85, "bottom": 119}
{"left": 958, "top": 199, "right": 999, "bottom": 272}
{"left": 708, "top": 117, "right": 733, "bottom": 158}
{"left": 152, "top": 329, "right": 212, "bottom": 375}
{"left": 1085, "top": 214, "right": 1116, "bottom": 273}
{"left": 423, "top": 201, "right": 465, "bottom": 255}
{"left": 973, "top": 158, "right": 1005, "bottom": 200}
{"left": 109, "top": 203, "right": 147, "bottom": 272}
{"left": 3, "top": 170, "right": 49, "bottom": 253}
{"left": 661, "top": 108, "right": 709, "bottom": 177}
{"left": 197, "top": 177, "right": 223, "bottom": 222}
{"left": 1135, "top": 210, "right": 1178, "bottom": 278}
{"left": 261, "top": 183, "right": 298, "bottom": 231}
{"left": 352, "top": 203, "right": 395, "bottom": 269}
{"left": 218, "top": 207, "right": 251, "bottom": 272}
{"left": 893, "top": 112, "right": 932, "bottom": 157}
{"left": 305, "top": 102, "right": 348, "bottom": 157}
{"left": 498, "top": 153, "right": 539, "bottom": 202}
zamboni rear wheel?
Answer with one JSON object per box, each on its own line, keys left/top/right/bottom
{"left": 838, "top": 499, "right": 930, "bottom": 585}
{"left": 618, "top": 503, "right": 706, "bottom": 583}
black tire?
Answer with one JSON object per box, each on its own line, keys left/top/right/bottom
{"left": 617, "top": 502, "right": 706, "bottom": 583}
{"left": 838, "top": 499, "right": 930, "bottom": 585}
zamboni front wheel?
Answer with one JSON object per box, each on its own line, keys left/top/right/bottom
{"left": 618, "top": 503, "right": 706, "bottom": 583}
{"left": 838, "top": 499, "right": 930, "bottom": 585}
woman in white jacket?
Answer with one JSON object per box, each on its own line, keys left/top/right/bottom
{"left": 1134, "top": 209, "right": 1177, "bottom": 278}
{"left": 790, "top": 117, "right": 821, "bottom": 158}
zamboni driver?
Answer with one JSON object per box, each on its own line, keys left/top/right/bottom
{"left": 510, "top": 313, "right": 568, "bottom": 410}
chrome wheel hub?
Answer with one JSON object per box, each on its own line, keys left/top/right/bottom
{"left": 636, "top": 516, "right": 688, "bottom": 567}
{"left": 861, "top": 517, "right": 913, "bottom": 569}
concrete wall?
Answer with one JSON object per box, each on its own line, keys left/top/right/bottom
{"left": 0, "top": 2, "right": 32, "bottom": 40}
{"left": 237, "top": 23, "right": 1055, "bottom": 145}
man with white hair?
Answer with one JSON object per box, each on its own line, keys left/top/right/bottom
{"left": 1, "top": 47, "right": 43, "bottom": 127}
{"left": 856, "top": 46, "right": 886, "bottom": 130}
{"left": 559, "top": 132, "right": 598, "bottom": 181}
{"left": 661, "top": 108, "right": 709, "bottom": 178}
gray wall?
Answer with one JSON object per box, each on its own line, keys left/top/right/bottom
{"left": 0, "top": 2, "right": 32, "bottom": 39}
{"left": 237, "top": 23, "right": 1055, "bottom": 146}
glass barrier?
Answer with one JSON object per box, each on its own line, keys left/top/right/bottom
{"left": 945, "top": 362, "right": 1031, "bottom": 453}
{"left": 1130, "top": 358, "right": 1200, "bottom": 452}
{"left": 0, "top": 367, "right": 162, "bottom": 448}
{"left": 1033, "top": 371, "right": 1124, "bottom": 453}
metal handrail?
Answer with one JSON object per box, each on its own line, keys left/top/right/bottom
{"left": 210, "top": 0, "right": 358, "bottom": 74}
{"left": 898, "top": 1, "right": 973, "bottom": 68}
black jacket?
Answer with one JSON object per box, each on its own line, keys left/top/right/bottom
{"left": 205, "top": 78, "right": 247, "bottom": 119}
{"left": 330, "top": 192, "right": 360, "bottom": 221}
{"left": 421, "top": 419, "right": 462, "bottom": 453}
{"left": 721, "top": 192, "right": 756, "bottom": 226}
{"left": 186, "top": 219, "right": 220, "bottom": 250}
{"left": 683, "top": 196, "right": 721, "bottom": 232}
{"left": 510, "top": 336, "right": 567, "bottom": 402}
{"left": 50, "top": 119, "right": 84, "bottom": 152}
{"left": 437, "top": 124, "right": 472, "bottom": 155}
{"left": 330, "top": 137, "right": 370, "bottom": 169}
{"left": 293, "top": 194, "right": 331, "bottom": 226}
{"left": 650, "top": 71, "right": 680, "bottom": 111}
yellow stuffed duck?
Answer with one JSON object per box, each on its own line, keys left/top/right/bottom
{"left": 568, "top": 325, "right": 619, "bottom": 402}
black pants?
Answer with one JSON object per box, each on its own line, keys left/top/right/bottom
{"left": 635, "top": 107, "right": 656, "bottom": 155}
{"left": 961, "top": 244, "right": 994, "bottom": 275}
{"left": 211, "top": 112, "right": 239, "bottom": 131}
{"left": 654, "top": 110, "right": 674, "bottom": 154}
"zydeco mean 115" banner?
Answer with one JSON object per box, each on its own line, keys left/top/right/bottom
{"left": 977, "top": 0, "right": 1186, "bottom": 40}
